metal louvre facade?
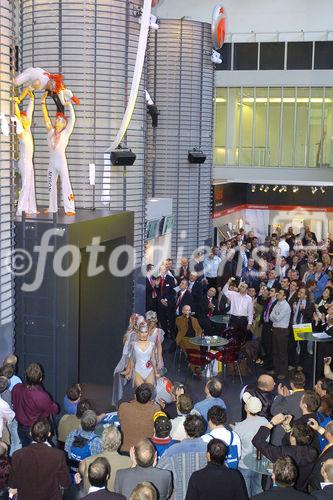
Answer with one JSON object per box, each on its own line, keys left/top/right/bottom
{"left": 147, "top": 19, "right": 214, "bottom": 257}
{"left": 0, "top": 0, "right": 15, "bottom": 353}
{"left": 19, "top": 0, "right": 146, "bottom": 264}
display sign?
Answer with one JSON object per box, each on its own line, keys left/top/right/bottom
{"left": 162, "top": 215, "right": 175, "bottom": 235}
{"left": 146, "top": 219, "right": 159, "bottom": 240}
{"left": 293, "top": 323, "right": 313, "bottom": 341}
{"left": 212, "top": 184, "right": 224, "bottom": 218}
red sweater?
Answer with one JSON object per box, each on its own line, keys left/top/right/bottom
{"left": 12, "top": 384, "right": 59, "bottom": 426}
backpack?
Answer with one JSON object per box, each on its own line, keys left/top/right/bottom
{"left": 69, "top": 433, "right": 98, "bottom": 461}
{"left": 209, "top": 431, "right": 239, "bottom": 469}
{"left": 317, "top": 412, "right": 332, "bottom": 451}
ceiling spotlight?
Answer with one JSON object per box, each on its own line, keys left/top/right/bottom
{"left": 279, "top": 186, "right": 284, "bottom": 192}
{"left": 312, "top": 186, "right": 318, "bottom": 194}
{"left": 251, "top": 184, "right": 256, "bottom": 192}
{"left": 292, "top": 186, "right": 299, "bottom": 193}
{"left": 273, "top": 185, "right": 278, "bottom": 192}
{"left": 264, "top": 185, "right": 269, "bottom": 192}
{"left": 320, "top": 186, "right": 326, "bottom": 194}
{"left": 259, "top": 185, "right": 264, "bottom": 191}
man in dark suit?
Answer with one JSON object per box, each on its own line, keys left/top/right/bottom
{"left": 270, "top": 369, "right": 305, "bottom": 445}
{"left": 114, "top": 439, "right": 173, "bottom": 500}
{"left": 81, "top": 457, "right": 125, "bottom": 499}
{"left": 288, "top": 286, "right": 315, "bottom": 369}
{"left": 316, "top": 309, "right": 333, "bottom": 378}
{"left": 217, "top": 250, "right": 237, "bottom": 290}
{"left": 252, "top": 415, "right": 317, "bottom": 492}
{"left": 197, "top": 287, "right": 218, "bottom": 334}
{"left": 265, "top": 270, "right": 280, "bottom": 291}
{"left": 156, "top": 264, "right": 176, "bottom": 338}
{"left": 260, "top": 288, "right": 277, "bottom": 369}
{"left": 175, "top": 256, "right": 189, "bottom": 284}
{"left": 146, "top": 264, "right": 158, "bottom": 312}
{"left": 311, "top": 458, "right": 333, "bottom": 499}
{"left": 8, "top": 419, "right": 71, "bottom": 500}
{"left": 188, "top": 272, "right": 203, "bottom": 315}
{"left": 308, "top": 420, "right": 333, "bottom": 490}
{"left": 185, "top": 438, "right": 248, "bottom": 500}
{"left": 175, "top": 279, "right": 193, "bottom": 316}
{"left": 287, "top": 281, "right": 299, "bottom": 310}
{"left": 251, "top": 456, "right": 310, "bottom": 499}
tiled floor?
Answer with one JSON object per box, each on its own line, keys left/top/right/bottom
{"left": 81, "top": 339, "right": 257, "bottom": 423}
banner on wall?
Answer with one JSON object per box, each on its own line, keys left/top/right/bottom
{"left": 211, "top": 184, "right": 224, "bottom": 218}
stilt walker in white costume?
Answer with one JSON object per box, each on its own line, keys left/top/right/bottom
{"left": 14, "top": 88, "right": 38, "bottom": 215}
{"left": 41, "top": 92, "right": 76, "bottom": 215}
{"left": 14, "top": 67, "right": 80, "bottom": 113}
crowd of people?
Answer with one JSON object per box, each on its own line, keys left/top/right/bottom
{"left": 0, "top": 357, "right": 333, "bottom": 499}
{"left": 146, "top": 226, "right": 333, "bottom": 379}
{"left": 0, "top": 225, "right": 332, "bottom": 498}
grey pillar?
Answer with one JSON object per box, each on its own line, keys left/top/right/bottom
{"left": 147, "top": 19, "right": 214, "bottom": 259}
{"left": 0, "top": 0, "right": 15, "bottom": 357}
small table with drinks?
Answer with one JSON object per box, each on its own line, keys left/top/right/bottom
{"left": 243, "top": 450, "right": 273, "bottom": 476}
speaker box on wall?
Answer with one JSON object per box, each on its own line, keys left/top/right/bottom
{"left": 188, "top": 149, "right": 207, "bottom": 164}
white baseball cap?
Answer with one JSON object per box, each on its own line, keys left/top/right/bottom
{"left": 243, "top": 392, "right": 262, "bottom": 414}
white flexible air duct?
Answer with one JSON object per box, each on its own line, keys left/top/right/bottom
{"left": 107, "top": 0, "right": 152, "bottom": 152}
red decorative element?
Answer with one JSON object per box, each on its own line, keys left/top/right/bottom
{"left": 146, "top": 360, "right": 152, "bottom": 369}
{"left": 71, "top": 95, "right": 81, "bottom": 105}
{"left": 56, "top": 112, "right": 68, "bottom": 127}
{"left": 44, "top": 73, "right": 64, "bottom": 93}
{"left": 217, "top": 18, "right": 226, "bottom": 47}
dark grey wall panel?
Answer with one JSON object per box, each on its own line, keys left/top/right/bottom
{"left": 15, "top": 209, "right": 134, "bottom": 404}
{"left": 147, "top": 19, "right": 214, "bottom": 257}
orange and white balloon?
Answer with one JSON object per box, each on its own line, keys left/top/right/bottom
{"left": 212, "top": 4, "right": 227, "bottom": 50}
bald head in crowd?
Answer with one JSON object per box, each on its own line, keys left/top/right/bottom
{"left": 257, "top": 374, "right": 275, "bottom": 392}
{"left": 88, "top": 457, "right": 110, "bottom": 488}
{"left": 134, "top": 440, "right": 156, "bottom": 468}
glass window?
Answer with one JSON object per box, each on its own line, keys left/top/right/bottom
{"left": 213, "top": 86, "right": 333, "bottom": 169}
{"left": 267, "top": 88, "right": 282, "bottom": 167}
{"left": 215, "top": 43, "right": 232, "bottom": 71}
{"left": 323, "top": 88, "right": 333, "bottom": 168}
{"left": 260, "top": 42, "right": 285, "bottom": 70}
{"left": 281, "top": 88, "right": 296, "bottom": 166}
{"left": 214, "top": 88, "right": 227, "bottom": 165}
{"left": 240, "top": 88, "right": 254, "bottom": 165}
{"left": 294, "top": 88, "right": 310, "bottom": 167}
{"left": 225, "top": 88, "right": 242, "bottom": 166}
{"left": 287, "top": 42, "right": 313, "bottom": 70}
{"left": 234, "top": 43, "right": 258, "bottom": 70}
{"left": 254, "top": 88, "right": 268, "bottom": 166}
{"left": 308, "top": 88, "right": 324, "bottom": 167}
{"left": 314, "top": 42, "right": 333, "bottom": 70}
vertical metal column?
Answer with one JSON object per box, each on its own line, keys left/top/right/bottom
{"left": 0, "top": 0, "right": 15, "bottom": 356}
{"left": 146, "top": 19, "right": 214, "bottom": 257}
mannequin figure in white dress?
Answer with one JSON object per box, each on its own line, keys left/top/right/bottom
{"left": 124, "top": 321, "right": 158, "bottom": 387}
{"left": 41, "top": 92, "right": 76, "bottom": 215}
{"left": 14, "top": 88, "right": 38, "bottom": 215}
{"left": 145, "top": 310, "right": 165, "bottom": 371}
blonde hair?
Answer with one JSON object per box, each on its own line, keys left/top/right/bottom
{"left": 130, "top": 482, "right": 157, "bottom": 500}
